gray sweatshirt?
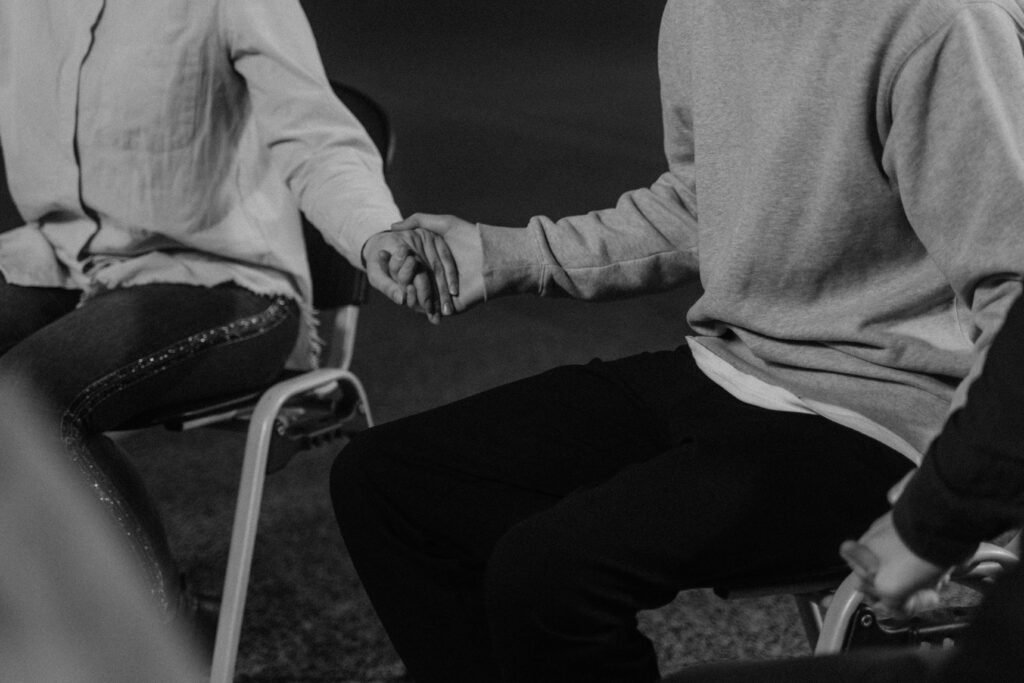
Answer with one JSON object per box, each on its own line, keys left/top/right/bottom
{"left": 477, "top": 0, "right": 1024, "bottom": 456}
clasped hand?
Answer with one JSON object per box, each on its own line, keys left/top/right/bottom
{"left": 362, "top": 214, "right": 475, "bottom": 324}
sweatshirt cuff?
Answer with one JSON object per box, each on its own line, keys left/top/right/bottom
{"left": 479, "top": 223, "right": 546, "bottom": 298}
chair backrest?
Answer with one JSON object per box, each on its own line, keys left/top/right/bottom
{"left": 304, "top": 81, "right": 395, "bottom": 369}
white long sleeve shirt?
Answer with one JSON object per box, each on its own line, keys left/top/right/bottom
{"left": 0, "top": 0, "right": 401, "bottom": 366}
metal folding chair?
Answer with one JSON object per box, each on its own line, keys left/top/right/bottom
{"left": 115, "top": 81, "right": 393, "bottom": 683}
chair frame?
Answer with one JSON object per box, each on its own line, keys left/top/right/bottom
{"left": 204, "top": 79, "right": 390, "bottom": 683}
{"left": 210, "top": 367, "right": 374, "bottom": 682}
{"left": 107, "top": 79, "right": 392, "bottom": 683}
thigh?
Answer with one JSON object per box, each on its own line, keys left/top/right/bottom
{"left": 364, "top": 346, "right": 726, "bottom": 494}
{"left": 351, "top": 347, "right": 911, "bottom": 581}
{"left": 505, "top": 405, "right": 913, "bottom": 609}
{"left": 0, "top": 275, "right": 80, "bottom": 355}
{"left": 0, "top": 283, "right": 300, "bottom": 432}
{"left": 342, "top": 347, "right": 717, "bottom": 565}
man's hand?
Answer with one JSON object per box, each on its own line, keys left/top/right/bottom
{"left": 839, "top": 511, "right": 950, "bottom": 621}
{"left": 362, "top": 229, "right": 459, "bottom": 324}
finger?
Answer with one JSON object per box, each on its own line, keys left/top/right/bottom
{"left": 367, "top": 250, "right": 405, "bottom": 305}
{"left": 392, "top": 213, "right": 453, "bottom": 232}
{"left": 430, "top": 231, "right": 460, "bottom": 298}
{"left": 411, "top": 271, "right": 438, "bottom": 321}
{"left": 405, "top": 284, "right": 418, "bottom": 311}
{"left": 395, "top": 253, "right": 419, "bottom": 286}
{"left": 419, "top": 235, "right": 455, "bottom": 315}
{"left": 391, "top": 216, "right": 420, "bottom": 231}
{"left": 903, "top": 588, "right": 941, "bottom": 615}
{"left": 389, "top": 246, "right": 413, "bottom": 282}
{"left": 840, "top": 541, "right": 880, "bottom": 581}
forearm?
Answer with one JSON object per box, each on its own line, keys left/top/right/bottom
{"left": 894, "top": 291, "right": 1024, "bottom": 566}
{"left": 480, "top": 172, "right": 700, "bottom": 300}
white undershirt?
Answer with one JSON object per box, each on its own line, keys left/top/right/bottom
{"left": 687, "top": 337, "right": 922, "bottom": 464}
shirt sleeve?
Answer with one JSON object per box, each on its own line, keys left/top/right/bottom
{"left": 479, "top": 3, "right": 700, "bottom": 300}
{"left": 894, "top": 291, "right": 1024, "bottom": 567}
{"left": 220, "top": 0, "right": 401, "bottom": 268}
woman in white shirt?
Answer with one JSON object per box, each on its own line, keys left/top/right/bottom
{"left": 0, "top": 0, "right": 448, "bottom": 623}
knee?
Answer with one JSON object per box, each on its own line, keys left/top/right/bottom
{"left": 484, "top": 516, "right": 592, "bottom": 628}
{"left": 330, "top": 426, "right": 406, "bottom": 527}
{"left": 330, "top": 428, "right": 378, "bottom": 508}
{"left": 0, "top": 352, "right": 62, "bottom": 426}
{"left": 0, "top": 349, "right": 37, "bottom": 398}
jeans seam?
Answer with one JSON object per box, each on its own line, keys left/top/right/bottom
{"left": 61, "top": 294, "right": 294, "bottom": 436}
{"left": 57, "top": 295, "right": 294, "bottom": 610}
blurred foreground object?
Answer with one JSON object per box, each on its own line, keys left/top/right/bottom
{"left": 0, "top": 390, "right": 204, "bottom": 683}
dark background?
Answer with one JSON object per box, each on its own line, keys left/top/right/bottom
{"left": 1, "top": 2, "right": 808, "bottom": 680}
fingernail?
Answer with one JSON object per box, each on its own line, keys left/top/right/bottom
{"left": 393, "top": 292, "right": 403, "bottom": 304}
{"left": 442, "top": 302, "right": 452, "bottom": 315}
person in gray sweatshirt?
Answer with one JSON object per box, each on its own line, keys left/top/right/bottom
{"left": 662, "top": 283, "right": 1024, "bottom": 682}
{"left": 333, "top": 1, "right": 1024, "bottom": 681}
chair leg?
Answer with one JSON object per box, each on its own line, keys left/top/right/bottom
{"left": 814, "top": 572, "right": 865, "bottom": 654}
{"left": 343, "top": 371, "right": 375, "bottom": 428}
{"left": 207, "top": 368, "right": 373, "bottom": 683}
{"left": 793, "top": 593, "right": 825, "bottom": 649}
{"left": 208, "top": 404, "right": 276, "bottom": 683}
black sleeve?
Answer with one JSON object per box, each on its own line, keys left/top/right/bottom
{"left": 893, "top": 293, "right": 1024, "bottom": 567}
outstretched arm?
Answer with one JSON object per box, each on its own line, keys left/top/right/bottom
{"left": 841, "top": 292, "right": 1024, "bottom": 615}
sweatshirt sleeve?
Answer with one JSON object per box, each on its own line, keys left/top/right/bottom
{"left": 883, "top": 3, "right": 1024, "bottom": 397}
{"left": 894, "top": 292, "right": 1024, "bottom": 567}
{"left": 479, "top": 2, "right": 700, "bottom": 300}
{"left": 221, "top": 0, "right": 401, "bottom": 268}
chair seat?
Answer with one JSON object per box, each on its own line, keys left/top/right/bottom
{"left": 116, "top": 369, "right": 365, "bottom": 473}
{"left": 117, "top": 370, "right": 305, "bottom": 432}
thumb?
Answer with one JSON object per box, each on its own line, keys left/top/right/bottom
{"left": 392, "top": 213, "right": 456, "bottom": 233}
{"left": 391, "top": 216, "right": 419, "bottom": 231}
{"left": 840, "top": 540, "right": 880, "bottom": 582}
{"left": 366, "top": 249, "right": 405, "bottom": 305}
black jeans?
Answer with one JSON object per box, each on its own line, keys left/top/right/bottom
{"left": 331, "top": 346, "right": 913, "bottom": 682}
{"left": 0, "top": 278, "right": 299, "bottom": 617}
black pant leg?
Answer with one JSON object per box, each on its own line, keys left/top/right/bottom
{"left": 332, "top": 354, "right": 681, "bottom": 682}
{"left": 332, "top": 348, "right": 913, "bottom": 683}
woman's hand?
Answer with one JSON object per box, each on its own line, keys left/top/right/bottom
{"left": 362, "top": 227, "right": 459, "bottom": 324}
